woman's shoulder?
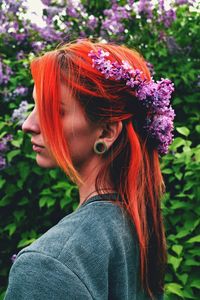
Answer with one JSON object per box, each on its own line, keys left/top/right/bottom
{"left": 16, "top": 199, "right": 137, "bottom": 266}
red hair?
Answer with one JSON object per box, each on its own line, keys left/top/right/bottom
{"left": 30, "top": 38, "right": 167, "bottom": 299}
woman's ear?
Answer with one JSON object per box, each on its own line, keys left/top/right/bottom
{"left": 98, "top": 121, "right": 123, "bottom": 150}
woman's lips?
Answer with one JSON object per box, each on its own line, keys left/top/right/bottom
{"left": 33, "top": 145, "right": 44, "bottom": 153}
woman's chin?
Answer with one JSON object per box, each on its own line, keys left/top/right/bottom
{"left": 35, "top": 153, "right": 58, "bottom": 168}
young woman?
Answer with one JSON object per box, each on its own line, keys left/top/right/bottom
{"left": 4, "top": 38, "right": 175, "bottom": 300}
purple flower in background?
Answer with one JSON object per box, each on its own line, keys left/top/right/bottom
{"left": 165, "top": 36, "right": 182, "bottom": 54}
{"left": 158, "top": 0, "right": 176, "bottom": 28}
{"left": 66, "top": 0, "right": 86, "bottom": 18}
{"left": 11, "top": 101, "right": 29, "bottom": 125}
{"left": 101, "top": 3, "right": 131, "bottom": 39}
{"left": 11, "top": 254, "right": 17, "bottom": 263}
{"left": 13, "top": 33, "right": 28, "bottom": 44}
{"left": 14, "top": 86, "right": 28, "bottom": 96}
{"left": 31, "top": 41, "right": 46, "bottom": 53}
{"left": 16, "top": 50, "right": 25, "bottom": 60}
{"left": 158, "top": 31, "right": 167, "bottom": 42}
{"left": 175, "top": 0, "right": 195, "bottom": 5}
{"left": 0, "top": 59, "right": 13, "bottom": 85}
{"left": 44, "top": 6, "right": 62, "bottom": 18}
{"left": 146, "top": 61, "right": 155, "bottom": 76}
{"left": 0, "top": 156, "right": 6, "bottom": 170}
{"left": 41, "top": 0, "right": 52, "bottom": 5}
{"left": 37, "top": 25, "right": 63, "bottom": 42}
{"left": 86, "top": 15, "right": 98, "bottom": 30}
{"left": 0, "top": 134, "right": 13, "bottom": 153}
{"left": 137, "top": 0, "right": 154, "bottom": 19}
{"left": 0, "top": 142, "right": 8, "bottom": 152}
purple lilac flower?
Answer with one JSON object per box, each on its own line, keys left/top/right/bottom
{"left": 14, "top": 86, "right": 28, "bottom": 96}
{"left": 44, "top": 6, "right": 62, "bottom": 18}
{"left": 88, "top": 48, "right": 175, "bottom": 155}
{"left": 16, "top": 50, "right": 25, "bottom": 60}
{"left": 0, "top": 134, "right": 13, "bottom": 153}
{"left": 0, "top": 59, "right": 13, "bottom": 85}
{"left": 158, "top": 31, "right": 167, "bottom": 42}
{"left": 144, "top": 106, "right": 176, "bottom": 154}
{"left": 36, "top": 25, "right": 63, "bottom": 42}
{"left": 137, "top": 0, "right": 154, "bottom": 19}
{"left": 158, "top": 0, "right": 176, "bottom": 28}
{"left": 86, "top": 15, "right": 98, "bottom": 30}
{"left": 101, "top": 4, "right": 131, "bottom": 38}
{"left": 0, "top": 156, "right": 6, "bottom": 170}
{"left": 41, "top": 0, "right": 52, "bottom": 5}
{"left": 31, "top": 41, "right": 46, "bottom": 53}
{"left": 11, "top": 254, "right": 17, "bottom": 263}
{"left": 66, "top": 0, "right": 85, "bottom": 18}
{"left": 0, "top": 142, "right": 8, "bottom": 152}
{"left": 146, "top": 61, "right": 155, "bottom": 76}
{"left": 11, "top": 101, "right": 29, "bottom": 125}
{"left": 6, "top": 0, "right": 27, "bottom": 14}
{"left": 165, "top": 36, "right": 182, "bottom": 54}
{"left": 175, "top": 0, "right": 195, "bottom": 5}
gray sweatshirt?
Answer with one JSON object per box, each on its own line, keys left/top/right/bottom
{"left": 4, "top": 193, "right": 163, "bottom": 300}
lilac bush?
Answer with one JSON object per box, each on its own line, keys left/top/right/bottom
{"left": 0, "top": 1, "right": 199, "bottom": 299}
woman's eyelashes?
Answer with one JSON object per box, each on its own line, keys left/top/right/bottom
{"left": 60, "top": 109, "right": 65, "bottom": 117}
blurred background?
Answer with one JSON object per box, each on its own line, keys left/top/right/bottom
{"left": 0, "top": 1, "right": 199, "bottom": 299}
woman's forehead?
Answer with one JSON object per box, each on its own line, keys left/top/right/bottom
{"left": 32, "top": 84, "right": 75, "bottom": 106}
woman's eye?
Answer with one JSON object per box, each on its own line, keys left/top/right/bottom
{"left": 59, "top": 110, "right": 65, "bottom": 116}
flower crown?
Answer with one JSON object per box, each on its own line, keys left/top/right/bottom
{"left": 88, "top": 48, "right": 176, "bottom": 155}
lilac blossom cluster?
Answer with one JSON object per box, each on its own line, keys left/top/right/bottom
{"left": 158, "top": 0, "right": 176, "bottom": 28}
{"left": 65, "top": 0, "right": 98, "bottom": 36}
{"left": 88, "top": 48, "right": 176, "bottom": 155}
{"left": 13, "top": 86, "right": 28, "bottom": 96}
{"left": 0, "top": 134, "right": 13, "bottom": 170}
{"left": 11, "top": 101, "right": 29, "bottom": 125}
{"left": 101, "top": 3, "right": 131, "bottom": 38}
{"left": 0, "top": 59, "right": 13, "bottom": 85}
{"left": 137, "top": 0, "right": 154, "bottom": 19}
{"left": 11, "top": 253, "right": 17, "bottom": 263}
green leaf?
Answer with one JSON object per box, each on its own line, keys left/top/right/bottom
{"left": 11, "top": 139, "right": 23, "bottom": 148}
{"left": 195, "top": 125, "right": 200, "bottom": 133}
{"left": 185, "top": 259, "right": 200, "bottom": 266}
{"left": 190, "top": 278, "right": 200, "bottom": 289}
{"left": 7, "top": 149, "right": 21, "bottom": 163}
{"left": 0, "top": 178, "right": 6, "bottom": 189}
{"left": 5, "top": 223, "right": 16, "bottom": 236}
{"left": 165, "top": 283, "right": 184, "bottom": 298}
{"left": 176, "top": 229, "right": 190, "bottom": 239}
{"left": 17, "top": 238, "right": 36, "bottom": 248}
{"left": 174, "top": 172, "right": 183, "bottom": 180}
{"left": 182, "top": 288, "right": 195, "bottom": 299}
{"left": 39, "top": 197, "right": 56, "bottom": 208}
{"left": 162, "top": 168, "right": 173, "bottom": 174}
{"left": 168, "top": 254, "right": 183, "bottom": 272}
{"left": 0, "top": 196, "right": 11, "bottom": 207}
{"left": 177, "top": 273, "right": 188, "bottom": 285}
{"left": 176, "top": 127, "right": 190, "bottom": 137}
{"left": 171, "top": 137, "right": 185, "bottom": 149}
{"left": 72, "top": 202, "right": 79, "bottom": 211}
{"left": 187, "top": 235, "right": 200, "bottom": 243}
{"left": 172, "top": 245, "right": 183, "bottom": 256}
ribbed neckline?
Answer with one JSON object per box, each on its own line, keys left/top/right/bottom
{"left": 78, "top": 192, "right": 120, "bottom": 209}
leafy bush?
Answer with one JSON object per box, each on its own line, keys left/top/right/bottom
{"left": 0, "top": 1, "right": 199, "bottom": 299}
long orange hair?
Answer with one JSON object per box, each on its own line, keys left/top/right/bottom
{"left": 30, "top": 38, "right": 167, "bottom": 299}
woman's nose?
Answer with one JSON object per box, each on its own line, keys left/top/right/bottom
{"left": 22, "top": 109, "right": 40, "bottom": 134}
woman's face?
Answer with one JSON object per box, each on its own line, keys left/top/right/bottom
{"left": 22, "top": 84, "right": 102, "bottom": 170}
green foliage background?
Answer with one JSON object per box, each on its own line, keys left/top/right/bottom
{"left": 0, "top": 1, "right": 199, "bottom": 299}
